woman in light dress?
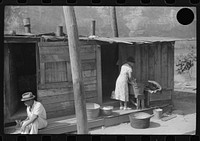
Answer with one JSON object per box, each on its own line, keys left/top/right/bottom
{"left": 113, "top": 57, "right": 136, "bottom": 110}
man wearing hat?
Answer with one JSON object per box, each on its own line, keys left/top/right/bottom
{"left": 19, "top": 92, "right": 47, "bottom": 134}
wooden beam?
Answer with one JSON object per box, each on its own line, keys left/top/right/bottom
{"left": 40, "top": 63, "right": 45, "bottom": 84}
{"left": 110, "top": 6, "right": 119, "bottom": 37}
{"left": 23, "top": 18, "right": 31, "bottom": 33}
{"left": 4, "top": 43, "right": 11, "bottom": 122}
{"left": 63, "top": 6, "right": 88, "bottom": 134}
{"left": 96, "top": 45, "right": 102, "bottom": 105}
{"left": 91, "top": 20, "right": 96, "bottom": 36}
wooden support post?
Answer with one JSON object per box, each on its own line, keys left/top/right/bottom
{"left": 4, "top": 43, "right": 11, "bottom": 120}
{"left": 23, "top": 18, "right": 31, "bottom": 33}
{"left": 63, "top": 6, "right": 88, "bottom": 134}
{"left": 56, "top": 26, "right": 64, "bottom": 36}
{"left": 110, "top": 6, "right": 119, "bottom": 37}
{"left": 91, "top": 20, "right": 96, "bottom": 36}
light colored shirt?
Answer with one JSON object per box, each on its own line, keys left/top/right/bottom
{"left": 27, "top": 100, "right": 47, "bottom": 120}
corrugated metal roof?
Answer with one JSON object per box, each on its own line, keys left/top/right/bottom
{"left": 87, "top": 36, "right": 195, "bottom": 44}
{"left": 4, "top": 34, "right": 195, "bottom": 44}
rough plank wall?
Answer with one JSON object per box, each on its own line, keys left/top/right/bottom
{"left": 9, "top": 46, "right": 19, "bottom": 116}
{"left": 37, "top": 43, "right": 98, "bottom": 119}
{"left": 120, "top": 42, "right": 174, "bottom": 102}
{"left": 4, "top": 44, "right": 10, "bottom": 122}
{"left": 119, "top": 44, "right": 149, "bottom": 83}
{"left": 147, "top": 42, "right": 174, "bottom": 89}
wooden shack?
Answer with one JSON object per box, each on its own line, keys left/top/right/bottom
{"left": 4, "top": 35, "right": 177, "bottom": 124}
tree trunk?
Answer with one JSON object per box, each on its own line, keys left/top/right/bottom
{"left": 63, "top": 6, "right": 88, "bottom": 134}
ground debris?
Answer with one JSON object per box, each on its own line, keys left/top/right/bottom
{"left": 161, "top": 114, "right": 177, "bottom": 121}
{"left": 172, "top": 110, "right": 184, "bottom": 115}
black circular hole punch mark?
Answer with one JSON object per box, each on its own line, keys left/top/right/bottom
{"left": 177, "top": 8, "right": 194, "bottom": 25}
{"left": 17, "top": 0, "right": 27, "bottom": 4}
{"left": 164, "top": 0, "right": 176, "bottom": 4}
{"left": 67, "top": 0, "right": 77, "bottom": 3}
{"left": 190, "top": 0, "right": 200, "bottom": 4}
{"left": 117, "top": 0, "right": 126, "bottom": 4}
{"left": 91, "top": 0, "right": 101, "bottom": 4}
{"left": 42, "top": 0, "right": 52, "bottom": 4}
{"left": 140, "top": 0, "right": 151, "bottom": 4}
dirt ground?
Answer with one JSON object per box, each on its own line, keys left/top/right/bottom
{"left": 90, "top": 93, "right": 196, "bottom": 135}
{"left": 90, "top": 73, "right": 196, "bottom": 135}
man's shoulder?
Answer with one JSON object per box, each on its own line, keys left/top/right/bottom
{"left": 34, "top": 101, "right": 44, "bottom": 108}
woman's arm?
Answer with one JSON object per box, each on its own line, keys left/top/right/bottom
{"left": 127, "top": 66, "right": 136, "bottom": 84}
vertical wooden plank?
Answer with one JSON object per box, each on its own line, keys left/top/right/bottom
{"left": 4, "top": 43, "right": 11, "bottom": 121}
{"left": 171, "top": 42, "right": 175, "bottom": 90}
{"left": 118, "top": 44, "right": 122, "bottom": 64}
{"left": 161, "top": 42, "right": 168, "bottom": 89}
{"left": 52, "top": 62, "right": 55, "bottom": 82}
{"left": 135, "top": 44, "right": 141, "bottom": 82}
{"left": 96, "top": 45, "right": 102, "bottom": 105}
{"left": 45, "top": 63, "right": 48, "bottom": 83}
{"left": 148, "top": 43, "right": 155, "bottom": 81}
{"left": 167, "top": 42, "right": 175, "bottom": 89}
{"left": 118, "top": 44, "right": 123, "bottom": 70}
{"left": 63, "top": 61, "right": 67, "bottom": 81}
{"left": 67, "top": 61, "right": 72, "bottom": 82}
{"left": 154, "top": 42, "right": 162, "bottom": 85}
{"left": 36, "top": 43, "right": 40, "bottom": 99}
{"left": 60, "top": 62, "right": 63, "bottom": 82}
{"left": 128, "top": 44, "right": 136, "bottom": 78}
{"left": 40, "top": 63, "right": 45, "bottom": 84}
{"left": 57, "top": 62, "right": 61, "bottom": 82}
{"left": 140, "top": 44, "right": 148, "bottom": 82}
{"left": 144, "top": 44, "right": 149, "bottom": 82}
{"left": 119, "top": 44, "right": 128, "bottom": 66}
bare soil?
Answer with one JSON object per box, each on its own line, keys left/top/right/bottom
{"left": 90, "top": 92, "right": 196, "bottom": 135}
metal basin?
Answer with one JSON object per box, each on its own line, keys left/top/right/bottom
{"left": 86, "top": 103, "right": 100, "bottom": 120}
{"left": 129, "top": 112, "right": 154, "bottom": 129}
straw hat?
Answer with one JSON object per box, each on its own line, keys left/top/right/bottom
{"left": 21, "top": 92, "right": 35, "bottom": 101}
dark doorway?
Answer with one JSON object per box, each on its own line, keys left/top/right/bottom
{"left": 101, "top": 44, "right": 119, "bottom": 103}
{"left": 5, "top": 43, "right": 37, "bottom": 120}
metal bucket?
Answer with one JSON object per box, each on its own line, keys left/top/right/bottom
{"left": 86, "top": 103, "right": 100, "bottom": 120}
{"left": 153, "top": 108, "right": 163, "bottom": 119}
{"left": 132, "top": 83, "right": 145, "bottom": 98}
{"left": 129, "top": 112, "right": 154, "bottom": 129}
{"left": 100, "top": 106, "right": 113, "bottom": 116}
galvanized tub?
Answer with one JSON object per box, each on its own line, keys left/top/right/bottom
{"left": 129, "top": 112, "right": 154, "bottom": 129}
{"left": 86, "top": 103, "right": 100, "bottom": 120}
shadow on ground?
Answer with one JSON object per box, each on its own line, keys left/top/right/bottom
{"left": 149, "top": 121, "right": 161, "bottom": 128}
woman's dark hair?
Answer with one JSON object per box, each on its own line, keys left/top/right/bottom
{"left": 126, "top": 57, "right": 135, "bottom": 63}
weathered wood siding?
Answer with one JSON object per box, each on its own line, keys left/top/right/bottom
{"left": 37, "top": 42, "right": 98, "bottom": 118}
{"left": 119, "top": 42, "right": 174, "bottom": 102}
{"left": 6, "top": 45, "right": 19, "bottom": 116}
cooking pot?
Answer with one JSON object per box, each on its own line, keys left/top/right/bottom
{"left": 129, "top": 112, "right": 154, "bottom": 129}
